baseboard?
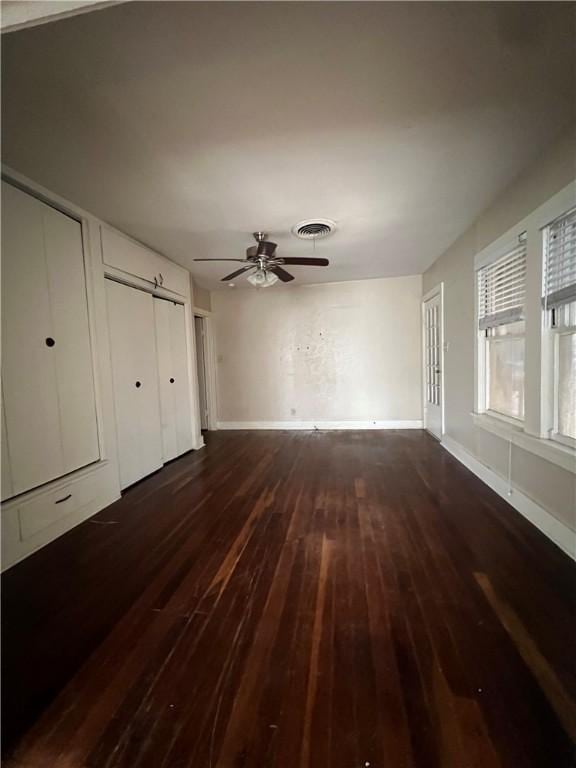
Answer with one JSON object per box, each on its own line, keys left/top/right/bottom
{"left": 441, "top": 435, "right": 575, "bottom": 561}
{"left": 216, "top": 420, "right": 423, "bottom": 431}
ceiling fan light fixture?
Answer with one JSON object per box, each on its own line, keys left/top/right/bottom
{"left": 247, "top": 269, "right": 278, "bottom": 288}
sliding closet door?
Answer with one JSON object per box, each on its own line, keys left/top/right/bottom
{"left": 106, "top": 280, "right": 163, "bottom": 489}
{"left": 154, "top": 298, "right": 178, "bottom": 462}
{"left": 1, "top": 182, "right": 99, "bottom": 499}
{"left": 154, "top": 298, "right": 193, "bottom": 462}
{"left": 170, "top": 303, "right": 194, "bottom": 455}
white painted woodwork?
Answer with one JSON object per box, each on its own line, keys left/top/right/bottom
{"left": 43, "top": 202, "right": 101, "bottom": 472}
{"left": 18, "top": 469, "right": 103, "bottom": 541}
{"left": 1, "top": 181, "right": 99, "bottom": 500}
{"left": 1, "top": 459, "right": 119, "bottom": 570}
{"left": 1, "top": 389, "right": 14, "bottom": 500}
{"left": 171, "top": 302, "right": 194, "bottom": 456}
{"left": 154, "top": 298, "right": 193, "bottom": 461}
{"left": 154, "top": 298, "right": 178, "bottom": 462}
{"left": 1, "top": 168, "right": 200, "bottom": 570}
{"left": 101, "top": 227, "right": 188, "bottom": 297}
{"left": 2, "top": 183, "right": 63, "bottom": 495}
{"left": 106, "top": 280, "right": 163, "bottom": 489}
{"left": 423, "top": 289, "right": 444, "bottom": 440}
{"left": 195, "top": 316, "right": 209, "bottom": 431}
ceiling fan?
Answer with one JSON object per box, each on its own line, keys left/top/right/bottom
{"left": 194, "top": 232, "right": 329, "bottom": 287}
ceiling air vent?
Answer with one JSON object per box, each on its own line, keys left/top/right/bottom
{"left": 292, "top": 218, "right": 336, "bottom": 240}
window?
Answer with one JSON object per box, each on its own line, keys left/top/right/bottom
{"left": 557, "top": 325, "right": 576, "bottom": 439}
{"left": 543, "top": 208, "right": 576, "bottom": 445}
{"left": 486, "top": 321, "right": 525, "bottom": 420}
{"left": 477, "top": 236, "right": 527, "bottom": 421}
{"left": 473, "top": 182, "right": 576, "bottom": 473}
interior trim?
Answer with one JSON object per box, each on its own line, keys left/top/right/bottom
{"left": 217, "top": 420, "right": 423, "bottom": 430}
{"left": 441, "top": 434, "right": 575, "bottom": 560}
{"left": 472, "top": 412, "right": 576, "bottom": 474}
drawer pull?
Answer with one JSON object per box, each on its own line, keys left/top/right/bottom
{"left": 170, "top": 377, "right": 175, "bottom": 383}
{"left": 135, "top": 381, "right": 142, "bottom": 388}
{"left": 54, "top": 494, "right": 72, "bottom": 505}
{"left": 45, "top": 337, "right": 55, "bottom": 347}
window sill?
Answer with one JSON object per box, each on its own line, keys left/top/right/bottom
{"left": 484, "top": 409, "right": 524, "bottom": 428}
{"left": 472, "top": 413, "right": 576, "bottom": 474}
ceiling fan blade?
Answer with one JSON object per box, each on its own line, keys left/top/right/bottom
{"left": 256, "top": 240, "right": 277, "bottom": 258}
{"left": 280, "top": 257, "right": 329, "bottom": 266}
{"left": 270, "top": 266, "right": 295, "bottom": 282}
{"left": 194, "top": 258, "right": 251, "bottom": 263}
{"left": 221, "top": 266, "right": 256, "bottom": 282}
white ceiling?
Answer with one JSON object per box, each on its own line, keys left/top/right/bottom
{"left": 2, "top": 2, "right": 575, "bottom": 289}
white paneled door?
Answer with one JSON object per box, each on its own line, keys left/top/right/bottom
{"left": 106, "top": 280, "right": 163, "bottom": 489}
{"left": 423, "top": 288, "right": 444, "bottom": 439}
{"left": 154, "top": 298, "right": 193, "bottom": 462}
{"left": 1, "top": 181, "right": 99, "bottom": 500}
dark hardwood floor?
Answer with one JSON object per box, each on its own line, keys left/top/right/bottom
{"left": 2, "top": 430, "right": 575, "bottom": 767}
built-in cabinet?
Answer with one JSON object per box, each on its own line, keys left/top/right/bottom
{"left": 1, "top": 181, "right": 99, "bottom": 501}
{"left": 1, "top": 174, "right": 201, "bottom": 570}
{"left": 101, "top": 227, "right": 189, "bottom": 296}
{"left": 1, "top": 179, "right": 120, "bottom": 571}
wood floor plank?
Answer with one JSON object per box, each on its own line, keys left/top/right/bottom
{"left": 2, "top": 430, "right": 575, "bottom": 767}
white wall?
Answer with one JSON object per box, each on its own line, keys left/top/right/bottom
{"left": 423, "top": 127, "right": 576, "bottom": 535}
{"left": 192, "top": 279, "right": 212, "bottom": 313}
{"left": 212, "top": 276, "right": 422, "bottom": 427}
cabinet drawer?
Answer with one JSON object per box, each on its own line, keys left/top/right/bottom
{"left": 101, "top": 227, "right": 188, "bottom": 297}
{"left": 17, "top": 471, "right": 103, "bottom": 541}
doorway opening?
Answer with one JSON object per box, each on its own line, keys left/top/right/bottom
{"left": 422, "top": 284, "right": 445, "bottom": 440}
{"left": 194, "top": 315, "right": 210, "bottom": 431}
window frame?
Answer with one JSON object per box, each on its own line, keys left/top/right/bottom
{"left": 549, "top": 322, "right": 576, "bottom": 449}
{"left": 476, "top": 235, "right": 527, "bottom": 427}
{"left": 542, "top": 206, "right": 576, "bottom": 450}
{"left": 484, "top": 325, "right": 526, "bottom": 424}
{"left": 473, "top": 180, "right": 576, "bottom": 475}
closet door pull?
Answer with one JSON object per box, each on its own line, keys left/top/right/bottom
{"left": 45, "top": 337, "right": 55, "bottom": 347}
{"left": 135, "top": 381, "right": 142, "bottom": 388}
{"left": 54, "top": 493, "right": 72, "bottom": 504}
{"left": 170, "top": 378, "right": 175, "bottom": 384}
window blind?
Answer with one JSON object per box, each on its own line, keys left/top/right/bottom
{"left": 478, "top": 238, "right": 527, "bottom": 330}
{"left": 543, "top": 207, "right": 576, "bottom": 309}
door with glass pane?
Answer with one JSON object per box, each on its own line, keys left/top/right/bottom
{"left": 423, "top": 289, "right": 443, "bottom": 439}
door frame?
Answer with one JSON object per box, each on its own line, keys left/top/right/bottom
{"left": 193, "top": 308, "right": 218, "bottom": 431}
{"left": 422, "top": 283, "right": 445, "bottom": 439}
